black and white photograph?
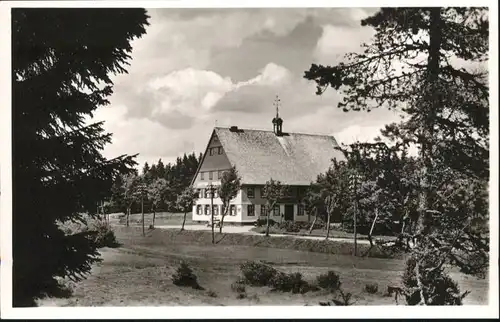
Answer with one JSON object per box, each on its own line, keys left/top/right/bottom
{"left": 0, "top": 0, "right": 498, "bottom": 319}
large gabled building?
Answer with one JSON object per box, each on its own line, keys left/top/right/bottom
{"left": 190, "top": 108, "right": 345, "bottom": 224}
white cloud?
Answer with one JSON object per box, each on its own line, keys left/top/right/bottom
{"left": 333, "top": 124, "right": 385, "bottom": 145}
{"left": 92, "top": 8, "right": 415, "bottom": 169}
{"left": 134, "top": 63, "right": 292, "bottom": 122}
{"left": 314, "top": 24, "right": 375, "bottom": 65}
{"left": 235, "top": 63, "right": 292, "bottom": 88}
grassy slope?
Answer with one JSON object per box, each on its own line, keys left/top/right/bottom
{"left": 37, "top": 227, "right": 489, "bottom": 306}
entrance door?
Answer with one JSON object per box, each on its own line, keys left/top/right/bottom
{"left": 284, "top": 205, "right": 294, "bottom": 221}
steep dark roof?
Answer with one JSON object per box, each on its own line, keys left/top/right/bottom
{"left": 215, "top": 127, "right": 345, "bottom": 185}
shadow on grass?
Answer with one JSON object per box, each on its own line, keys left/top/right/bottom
{"left": 106, "top": 239, "right": 122, "bottom": 248}
{"left": 215, "top": 233, "right": 228, "bottom": 244}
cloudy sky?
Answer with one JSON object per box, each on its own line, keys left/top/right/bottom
{"left": 91, "top": 7, "right": 405, "bottom": 168}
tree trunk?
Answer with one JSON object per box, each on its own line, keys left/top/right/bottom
{"left": 325, "top": 211, "right": 331, "bottom": 240}
{"left": 353, "top": 198, "right": 358, "bottom": 257}
{"left": 219, "top": 213, "right": 225, "bottom": 234}
{"left": 210, "top": 186, "right": 215, "bottom": 244}
{"left": 126, "top": 207, "right": 130, "bottom": 227}
{"left": 308, "top": 210, "right": 318, "bottom": 235}
{"left": 368, "top": 208, "right": 380, "bottom": 248}
{"left": 141, "top": 195, "right": 145, "bottom": 236}
{"left": 265, "top": 204, "right": 271, "bottom": 237}
{"left": 181, "top": 211, "right": 187, "bottom": 231}
{"left": 152, "top": 209, "right": 156, "bottom": 228}
{"left": 415, "top": 7, "right": 442, "bottom": 244}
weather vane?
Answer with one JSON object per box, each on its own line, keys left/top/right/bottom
{"left": 273, "top": 95, "right": 281, "bottom": 118}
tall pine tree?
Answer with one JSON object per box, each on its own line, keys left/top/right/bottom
{"left": 304, "top": 7, "right": 488, "bottom": 304}
{"left": 12, "top": 8, "right": 149, "bottom": 306}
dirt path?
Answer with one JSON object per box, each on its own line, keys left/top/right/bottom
{"left": 154, "top": 224, "right": 374, "bottom": 245}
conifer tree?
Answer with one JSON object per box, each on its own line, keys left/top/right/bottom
{"left": 12, "top": 8, "right": 149, "bottom": 306}
{"left": 304, "top": 7, "right": 488, "bottom": 304}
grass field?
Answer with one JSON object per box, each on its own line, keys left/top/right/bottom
{"left": 37, "top": 227, "right": 488, "bottom": 307}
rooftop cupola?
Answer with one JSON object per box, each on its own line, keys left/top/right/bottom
{"left": 272, "top": 95, "right": 283, "bottom": 136}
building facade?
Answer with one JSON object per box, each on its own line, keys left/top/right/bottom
{"left": 190, "top": 112, "right": 345, "bottom": 224}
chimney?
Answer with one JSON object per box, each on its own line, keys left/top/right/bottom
{"left": 229, "top": 126, "right": 238, "bottom": 132}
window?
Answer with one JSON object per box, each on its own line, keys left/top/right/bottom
{"left": 196, "top": 205, "right": 202, "bottom": 215}
{"left": 248, "top": 205, "right": 255, "bottom": 216}
{"left": 218, "top": 146, "right": 223, "bottom": 155}
{"left": 209, "top": 171, "right": 213, "bottom": 180}
{"left": 204, "top": 189, "right": 210, "bottom": 199}
{"left": 213, "top": 205, "right": 219, "bottom": 215}
{"left": 273, "top": 205, "right": 280, "bottom": 216}
{"left": 209, "top": 148, "right": 214, "bottom": 156}
{"left": 217, "top": 170, "right": 223, "bottom": 180}
{"left": 298, "top": 204, "right": 304, "bottom": 216}
{"left": 260, "top": 205, "right": 267, "bottom": 217}
{"left": 204, "top": 205, "right": 210, "bottom": 215}
{"left": 196, "top": 189, "right": 202, "bottom": 198}
{"left": 221, "top": 205, "right": 226, "bottom": 215}
{"left": 213, "top": 189, "right": 218, "bottom": 198}
{"left": 200, "top": 172, "right": 205, "bottom": 180}
{"left": 230, "top": 205, "right": 236, "bottom": 216}
{"left": 247, "top": 187, "right": 255, "bottom": 198}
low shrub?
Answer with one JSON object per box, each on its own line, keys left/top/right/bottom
{"left": 236, "top": 292, "right": 247, "bottom": 299}
{"left": 270, "top": 272, "right": 310, "bottom": 294}
{"left": 89, "top": 219, "right": 119, "bottom": 248}
{"left": 316, "top": 271, "right": 341, "bottom": 292}
{"left": 251, "top": 226, "right": 285, "bottom": 235}
{"left": 254, "top": 218, "right": 277, "bottom": 227}
{"left": 308, "top": 218, "right": 326, "bottom": 231}
{"left": 320, "top": 288, "right": 355, "bottom": 306}
{"left": 364, "top": 283, "right": 379, "bottom": 294}
{"left": 278, "top": 221, "right": 301, "bottom": 233}
{"left": 207, "top": 289, "right": 218, "bottom": 298}
{"left": 240, "top": 261, "right": 278, "bottom": 286}
{"left": 403, "top": 255, "right": 467, "bottom": 305}
{"left": 172, "top": 261, "right": 202, "bottom": 289}
{"left": 231, "top": 280, "right": 246, "bottom": 293}
{"left": 58, "top": 216, "right": 118, "bottom": 248}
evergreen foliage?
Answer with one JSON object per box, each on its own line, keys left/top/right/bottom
{"left": 12, "top": 8, "right": 149, "bottom": 306}
{"left": 304, "top": 7, "right": 489, "bottom": 305}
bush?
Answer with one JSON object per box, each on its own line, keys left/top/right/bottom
{"left": 251, "top": 225, "right": 285, "bottom": 235}
{"left": 207, "top": 289, "right": 218, "bottom": 298}
{"left": 403, "top": 255, "right": 467, "bottom": 305}
{"left": 364, "top": 283, "right": 379, "bottom": 294}
{"left": 236, "top": 292, "right": 247, "bottom": 299}
{"left": 58, "top": 217, "right": 118, "bottom": 248}
{"left": 240, "top": 261, "right": 278, "bottom": 286}
{"left": 254, "top": 218, "right": 277, "bottom": 227}
{"left": 270, "top": 272, "right": 310, "bottom": 294}
{"left": 172, "top": 261, "right": 202, "bottom": 289}
{"left": 309, "top": 218, "right": 326, "bottom": 230}
{"left": 316, "top": 271, "right": 341, "bottom": 292}
{"left": 231, "top": 280, "right": 246, "bottom": 293}
{"left": 278, "top": 221, "right": 301, "bottom": 233}
{"left": 89, "top": 219, "right": 118, "bottom": 248}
